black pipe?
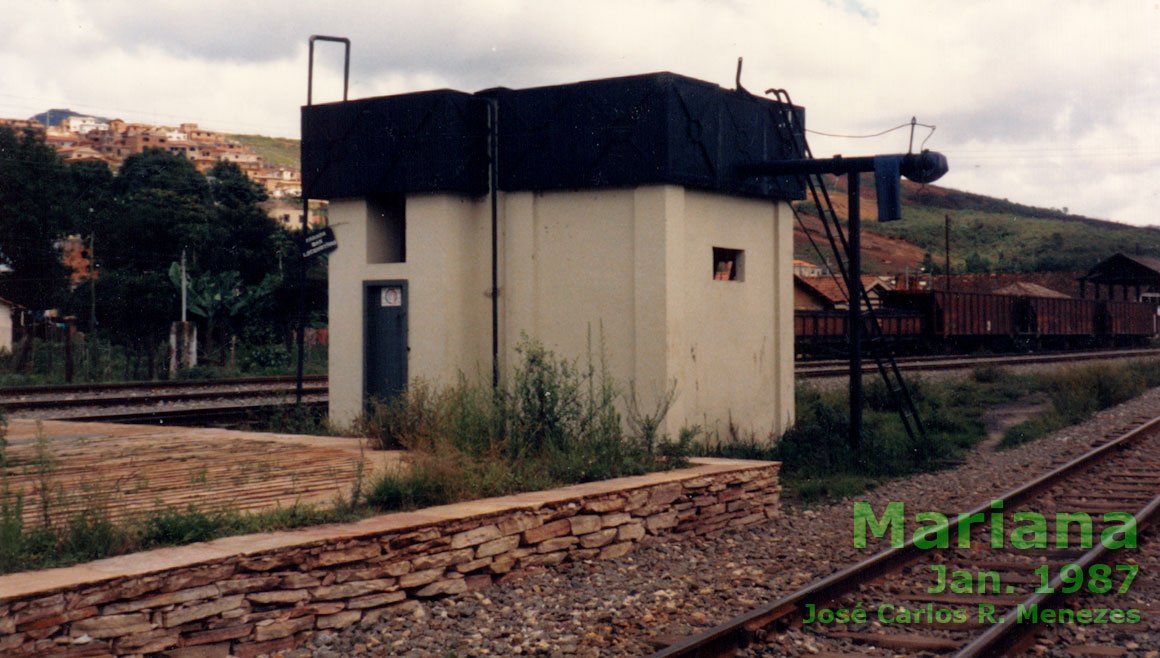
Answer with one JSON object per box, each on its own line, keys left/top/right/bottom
{"left": 307, "top": 36, "right": 350, "bottom": 106}
{"left": 848, "top": 173, "right": 862, "bottom": 451}
{"left": 299, "top": 35, "right": 351, "bottom": 406}
{"left": 488, "top": 99, "right": 500, "bottom": 388}
{"left": 737, "top": 151, "right": 947, "bottom": 184}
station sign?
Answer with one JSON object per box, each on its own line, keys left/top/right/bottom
{"left": 302, "top": 227, "right": 338, "bottom": 259}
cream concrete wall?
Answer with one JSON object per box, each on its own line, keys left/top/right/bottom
{"left": 664, "top": 189, "right": 794, "bottom": 440}
{"left": 327, "top": 196, "right": 492, "bottom": 425}
{"left": 497, "top": 189, "right": 638, "bottom": 386}
{"left": 328, "top": 185, "right": 795, "bottom": 441}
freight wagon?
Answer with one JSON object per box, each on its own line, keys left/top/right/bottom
{"left": 794, "top": 289, "right": 1157, "bottom": 358}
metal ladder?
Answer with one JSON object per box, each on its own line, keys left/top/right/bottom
{"left": 766, "top": 88, "right": 926, "bottom": 446}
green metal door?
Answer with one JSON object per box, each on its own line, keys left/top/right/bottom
{"left": 364, "top": 281, "right": 408, "bottom": 403}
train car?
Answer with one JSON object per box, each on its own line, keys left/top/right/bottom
{"left": 879, "top": 290, "right": 1017, "bottom": 350}
{"left": 1015, "top": 296, "right": 1099, "bottom": 348}
{"left": 794, "top": 309, "right": 922, "bottom": 358}
{"left": 794, "top": 289, "right": 1158, "bottom": 359}
{"left": 1102, "top": 300, "right": 1157, "bottom": 345}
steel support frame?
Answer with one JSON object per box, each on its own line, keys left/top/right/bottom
{"left": 740, "top": 156, "right": 883, "bottom": 448}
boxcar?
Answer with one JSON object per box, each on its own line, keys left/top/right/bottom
{"left": 882, "top": 290, "right": 1016, "bottom": 338}
{"left": 1020, "top": 297, "right": 1098, "bottom": 337}
{"left": 794, "top": 309, "right": 923, "bottom": 357}
{"left": 1103, "top": 300, "right": 1157, "bottom": 340}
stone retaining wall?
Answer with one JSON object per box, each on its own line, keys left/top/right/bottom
{"left": 0, "top": 458, "right": 779, "bottom": 658}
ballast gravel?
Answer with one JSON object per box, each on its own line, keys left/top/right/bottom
{"left": 273, "top": 387, "right": 1160, "bottom": 658}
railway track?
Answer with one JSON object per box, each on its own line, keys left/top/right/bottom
{"left": 652, "top": 414, "right": 1160, "bottom": 657}
{"left": 797, "top": 347, "right": 1160, "bottom": 379}
{"left": 0, "top": 375, "right": 327, "bottom": 424}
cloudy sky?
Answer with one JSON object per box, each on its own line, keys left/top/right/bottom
{"left": 3, "top": 1, "right": 1158, "bottom": 226}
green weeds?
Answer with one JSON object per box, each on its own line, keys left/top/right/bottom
{"left": 999, "top": 361, "right": 1160, "bottom": 449}
{"left": 708, "top": 368, "right": 1037, "bottom": 503}
{"left": 710, "top": 360, "right": 1160, "bottom": 502}
{"left": 364, "top": 336, "right": 692, "bottom": 511}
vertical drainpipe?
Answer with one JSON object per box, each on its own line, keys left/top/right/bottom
{"left": 487, "top": 98, "right": 500, "bottom": 388}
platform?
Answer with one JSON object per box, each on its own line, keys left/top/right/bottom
{"left": 0, "top": 419, "right": 403, "bottom": 526}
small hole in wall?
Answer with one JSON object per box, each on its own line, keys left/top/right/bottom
{"left": 713, "top": 247, "right": 744, "bottom": 281}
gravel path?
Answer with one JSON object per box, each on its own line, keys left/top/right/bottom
{"left": 279, "top": 386, "right": 1160, "bottom": 658}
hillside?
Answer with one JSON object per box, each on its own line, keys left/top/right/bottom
{"left": 227, "top": 134, "right": 300, "bottom": 168}
{"left": 793, "top": 174, "right": 1160, "bottom": 276}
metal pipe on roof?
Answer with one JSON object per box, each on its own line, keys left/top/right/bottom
{"left": 486, "top": 98, "right": 500, "bottom": 388}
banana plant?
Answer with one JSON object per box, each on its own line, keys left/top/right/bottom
{"left": 168, "top": 264, "right": 275, "bottom": 358}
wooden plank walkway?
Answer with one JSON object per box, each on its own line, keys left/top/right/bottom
{"left": 0, "top": 419, "right": 402, "bottom": 526}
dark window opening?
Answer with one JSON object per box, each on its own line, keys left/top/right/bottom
{"left": 367, "top": 194, "right": 406, "bottom": 264}
{"left": 713, "top": 247, "right": 744, "bottom": 281}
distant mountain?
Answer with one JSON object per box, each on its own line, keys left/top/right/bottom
{"left": 793, "top": 174, "right": 1160, "bottom": 276}
{"left": 31, "top": 108, "right": 111, "bottom": 127}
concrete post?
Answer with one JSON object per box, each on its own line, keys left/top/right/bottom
{"left": 170, "top": 321, "right": 197, "bottom": 376}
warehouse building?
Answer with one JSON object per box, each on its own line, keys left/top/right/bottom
{"left": 301, "top": 72, "right": 806, "bottom": 443}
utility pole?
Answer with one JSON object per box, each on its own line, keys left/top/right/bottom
{"left": 848, "top": 173, "right": 863, "bottom": 448}
{"left": 180, "top": 249, "right": 188, "bottom": 323}
{"left": 944, "top": 214, "right": 951, "bottom": 292}
{"left": 89, "top": 234, "right": 97, "bottom": 332}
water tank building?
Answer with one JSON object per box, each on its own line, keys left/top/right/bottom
{"left": 301, "top": 72, "right": 805, "bottom": 443}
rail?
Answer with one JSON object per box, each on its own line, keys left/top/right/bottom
{"left": 651, "top": 413, "right": 1160, "bottom": 657}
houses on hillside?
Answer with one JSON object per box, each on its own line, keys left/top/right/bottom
{"left": 0, "top": 115, "right": 305, "bottom": 205}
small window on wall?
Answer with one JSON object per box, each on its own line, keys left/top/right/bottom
{"left": 713, "top": 247, "right": 744, "bottom": 281}
{"left": 367, "top": 194, "right": 405, "bottom": 264}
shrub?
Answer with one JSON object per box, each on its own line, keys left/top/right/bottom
{"left": 239, "top": 343, "right": 291, "bottom": 372}
{"left": 174, "top": 365, "right": 232, "bottom": 380}
{"left": 1048, "top": 364, "right": 1144, "bottom": 425}
{"left": 139, "top": 505, "right": 235, "bottom": 547}
{"left": 244, "top": 403, "right": 337, "bottom": 436}
{"left": 972, "top": 365, "right": 1004, "bottom": 383}
{"left": 1129, "top": 359, "right": 1160, "bottom": 388}
{"left": 363, "top": 381, "right": 447, "bottom": 451}
{"left": 999, "top": 412, "right": 1066, "bottom": 449}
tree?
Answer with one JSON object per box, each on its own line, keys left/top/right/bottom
{"left": 168, "top": 264, "right": 276, "bottom": 358}
{"left": 964, "top": 252, "right": 992, "bottom": 273}
{"left": 101, "top": 149, "right": 214, "bottom": 273}
{"left": 0, "top": 127, "right": 74, "bottom": 309}
{"left": 921, "top": 252, "right": 944, "bottom": 275}
{"left": 208, "top": 160, "right": 267, "bottom": 209}
{"left": 203, "top": 161, "right": 279, "bottom": 285}
{"left": 91, "top": 270, "right": 177, "bottom": 378}
{"left": 48, "top": 147, "right": 323, "bottom": 376}
{"left": 115, "top": 148, "right": 210, "bottom": 202}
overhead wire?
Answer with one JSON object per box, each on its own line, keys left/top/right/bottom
{"left": 806, "top": 120, "right": 935, "bottom": 140}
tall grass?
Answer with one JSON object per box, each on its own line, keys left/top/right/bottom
{"left": 999, "top": 360, "right": 1160, "bottom": 449}
{"left": 708, "top": 360, "right": 1160, "bottom": 501}
{"left": 364, "top": 337, "right": 693, "bottom": 511}
{"left": 708, "top": 368, "right": 1037, "bottom": 501}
